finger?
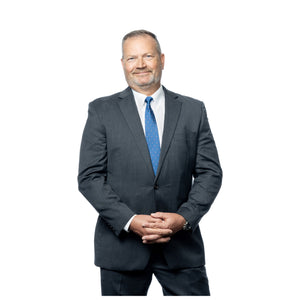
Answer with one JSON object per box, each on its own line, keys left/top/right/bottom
{"left": 142, "top": 219, "right": 164, "bottom": 227}
{"left": 151, "top": 212, "right": 165, "bottom": 219}
{"left": 142, "top": 234, "right": 161, "bottom": 241}
{"left": 144, "top": 228, "right": 172, "bottom": 236}
{"left": 147, "top": 218, "right": 163, "bottom": 223}
{"left": 142, "top": 229, "right": 172, "bottom": 241}
{"left": 143, "top": 237, "right": 171, "bottom": 244}
{"left": 142, "top": 222, "right": 169, "bottom": 229}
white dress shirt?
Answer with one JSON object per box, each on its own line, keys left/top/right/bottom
{"left": 132, "top": 86, "right": 165, "bottom": 146}
{"left": 123, "top": 86, "right": 166, "bottom": 232}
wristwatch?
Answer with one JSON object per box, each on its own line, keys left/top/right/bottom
{"left": 182, "top": 221, "right": 192, "bottom": 231}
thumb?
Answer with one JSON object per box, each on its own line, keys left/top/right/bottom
{"left": 151, "top": 212, "right": 165, "bottom": 219}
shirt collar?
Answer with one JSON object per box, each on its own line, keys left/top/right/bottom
{"left": 131, "top": 86, "right": 164, "bottom": 110}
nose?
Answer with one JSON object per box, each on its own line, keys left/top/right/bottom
{"left": 136, "top": 57, "right": 146, "bottom": 68}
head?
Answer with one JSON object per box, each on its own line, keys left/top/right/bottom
{"left": 121, "top": 30, "right": 165, "bottom": 95}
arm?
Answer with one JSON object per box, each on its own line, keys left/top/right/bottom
{"left": 78, "top": 102, "right": 174, "bottom": 240}
{"left": 177, "top": 102, "right": 223, "bottom": 230}
{"left": 142, "top": 102, "right": 222, "bottom": 241}
{"left": 77, "top": 102, "right": 135, "bottom": 236}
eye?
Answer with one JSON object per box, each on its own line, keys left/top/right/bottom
{"left": 145, "top": 54, "right": 153, "bottom": 60}
{"left": 127, "top": 57, "right": 135, "bottom": 62}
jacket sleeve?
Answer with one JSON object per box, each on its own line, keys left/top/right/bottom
{"left": 177, "top": 102, "right": 223, "bottom": 231}
{"left": 77, "top": 102, "right": 135, "bottom": 236}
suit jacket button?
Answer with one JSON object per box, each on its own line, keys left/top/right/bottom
{"left": 154, "top": 184, "right": 159, "bottom": 190}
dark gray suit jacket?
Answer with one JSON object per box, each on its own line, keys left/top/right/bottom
{"left": 78, "top": 86, "right": 222, "bottom": 271}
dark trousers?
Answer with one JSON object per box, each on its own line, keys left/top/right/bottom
{"left": 100, "top": 248, "right": 210, "bottom": 296}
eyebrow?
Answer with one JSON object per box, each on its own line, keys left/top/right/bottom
{"left": 125, "top": 52, "right": 155, "bottom": 58}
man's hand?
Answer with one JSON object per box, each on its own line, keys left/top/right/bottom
{"left": 129, "top": 215, "right": 173, "bottom": 244}
{"left": 142, "top": 212, "right": 186, "bottom": 244}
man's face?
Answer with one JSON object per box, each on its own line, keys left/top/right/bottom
{"left": 121, "top": 35, "right": 165, "bottom": 95}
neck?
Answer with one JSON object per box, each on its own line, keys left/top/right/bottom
{"left": 131, "top": 83, "right": 161, "bottom": 96}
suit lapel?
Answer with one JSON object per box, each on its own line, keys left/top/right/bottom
{"left": 118, "top": 88, "right": 155, "bottom": 177}
{"left": 118, "top": 87, "right": 182, "bottom": 181}
{"left": 155, "top": 87, "right": 182, "bottom": 181}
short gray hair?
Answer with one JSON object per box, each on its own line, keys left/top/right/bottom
{"left": 122, "top": 29, "right": 162, "bottom": 57}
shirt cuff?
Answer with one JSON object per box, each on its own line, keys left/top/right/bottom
{"left": 123, "top": 215, "right": 136, "bottom": 232}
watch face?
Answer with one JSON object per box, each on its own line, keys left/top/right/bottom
{"left": 183, "top": 222, "right": 191, "bottom": 231}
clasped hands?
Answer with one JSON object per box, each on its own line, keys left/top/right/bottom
{"left": 129, "top": 212, "right": 186, "bottom": 244}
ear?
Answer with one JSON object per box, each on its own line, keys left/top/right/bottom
{"left": 160, "top": 53, "right": 165, "bottom": 70}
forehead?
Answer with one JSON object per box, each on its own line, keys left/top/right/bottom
{"left": 123, "top": 35, "right": 157, "bottom": 55}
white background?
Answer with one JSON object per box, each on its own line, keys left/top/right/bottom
{"left": 1, "top": 0, "right": 299, "bottom": 299}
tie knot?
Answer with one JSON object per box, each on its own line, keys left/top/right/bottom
{"left": 145, "top": 96, "right": 153, "bottom": 104}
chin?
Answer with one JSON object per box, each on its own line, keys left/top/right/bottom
{"left": 134, "top": 80, "right": 152, "bottom": 87}
{"left": 133, "top": 76, "right": 154, "bottom": 85}
{"left": 142, "top": 76, "right": 156, "bottom": 83}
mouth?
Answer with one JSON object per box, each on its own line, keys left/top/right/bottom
{"left": 133, "top": 71, "right": 151, "bottom": 75}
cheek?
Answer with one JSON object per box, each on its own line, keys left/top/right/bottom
{"left": 148, "top": 62, "right": 156, "bottom": 70}
{"left": 149, "top": 62, "right": 159, "bottom": 73}
{"left": 124, "top": 64, "right": 134, "bottom": 74}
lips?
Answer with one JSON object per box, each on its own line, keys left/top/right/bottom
{"left": 133, "top": 71, "right": 151, "bottom": 75}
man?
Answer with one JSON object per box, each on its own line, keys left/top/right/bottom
{"left": 78, "top": 29, "right": 222, "bottom": 296}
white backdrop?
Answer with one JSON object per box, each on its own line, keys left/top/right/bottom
{"left": 1, "top": 0, "right": 299, "bottom": 299}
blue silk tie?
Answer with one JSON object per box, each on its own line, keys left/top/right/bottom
{"left": 145, "top": 96, "right": 160, "bottom": 175}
